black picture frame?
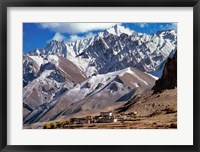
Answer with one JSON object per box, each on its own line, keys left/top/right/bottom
{"left": 0, "top": 0, "right": 199, "bottom": 152}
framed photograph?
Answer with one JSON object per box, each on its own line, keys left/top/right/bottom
{"left": 0, "top": 0, "right": 199, "bottom": 151}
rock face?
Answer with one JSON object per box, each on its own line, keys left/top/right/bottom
{"left": 23, "top": 55, "right": 40, "bottom": 87}
{"left": 152, "top": 51, "right": 177, "bottom": 94}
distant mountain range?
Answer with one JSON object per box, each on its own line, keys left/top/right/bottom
{"left": 23, "top": 24, "right": 177, "bottom": 125}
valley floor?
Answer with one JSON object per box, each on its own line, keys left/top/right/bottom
{"left": 59, "top": 113, "right": 176, "bottom": 129}
{"left": 24, "top": 89, "right": 177, "bottom": 129}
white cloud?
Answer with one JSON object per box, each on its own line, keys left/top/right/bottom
{"left": 47, "top": 32, "right": 66, "bottom": 43}
{"left": 39, "top": 23, "right": 120, "bottom": 34}
{"left": 137, "top": 23, "right": 149, "bottom": 28}
{"left": 68, "top": 32, "right": 95, "bottom": 42}
{"left": 52, "top": 32, "right": 66, "bottom": 41}
{"left": 160, "top": 23, "right": 177, "bottom": 31}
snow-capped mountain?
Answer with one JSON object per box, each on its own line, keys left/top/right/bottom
{"left": 103, "top": 24, "right": 135, "bottom": 36}
{"left": 23, "top": 24, "right": 177, "bottom": 125}
{"left": 23, "top": 55, "right": 87, "bottom": 119}
{"left": 27, "top": 25, "right": 177, "bottom": 77}
{"left": 23, "top": 67, "right": 156, "bottom": 124}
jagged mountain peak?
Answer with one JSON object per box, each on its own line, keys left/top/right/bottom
{"left": 25, "top": 25, "right": 177, "bottom": 78}
{"left": 105, "top": 24, "right": 134, "bottom": 36}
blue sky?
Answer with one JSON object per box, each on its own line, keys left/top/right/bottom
{"left": 23, "top": 23, "right": 177, "bottom": 53}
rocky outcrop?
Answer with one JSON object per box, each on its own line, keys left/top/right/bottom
{"left": 152, "top": 51, "right": 177, "bottom": 94}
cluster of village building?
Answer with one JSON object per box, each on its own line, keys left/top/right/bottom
{"left": 69, "top": 111, "right": 139, "bottom": 124}
{"left": 70, "top": 112, "right": 118, "bottom": 124}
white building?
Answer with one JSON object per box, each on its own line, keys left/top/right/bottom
{"left": 100, "top": 112, "right": 113, "bottom": 117}
{"left": 98, "top": 118, "right": 117, "bottom": 123}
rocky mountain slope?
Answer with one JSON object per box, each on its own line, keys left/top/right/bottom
{"left": 114, "top": 51, "right": 177, "bottom": 126}
{"left": 23, "top": 55, "right": 87, "bottom": 119}
{"left": 152, "top": 51, "right": 177, "bottom": 94}
{"left": 23, "top": 67, "right": 156, "bottom": 124}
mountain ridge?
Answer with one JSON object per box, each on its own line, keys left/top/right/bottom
{"left": 27, "top": 25, "right": 177, "bottom": 77}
